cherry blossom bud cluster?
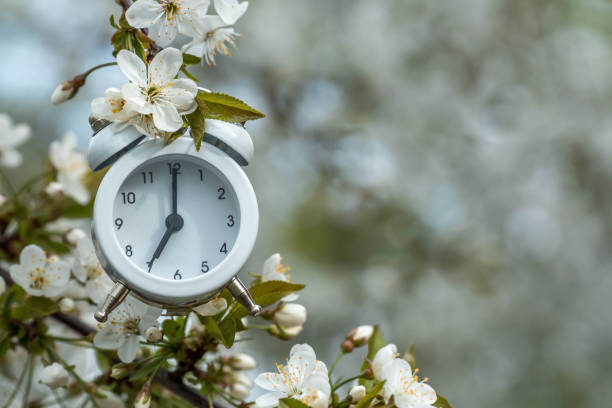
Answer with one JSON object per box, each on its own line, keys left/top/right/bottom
{"left": 342, "top": 325, "right": 374, "bottom": 352}
{"left": 39, "top": 362, "right": 70, "bottom": 389}
{"left": 134, "top": 383, "right": 152, "bottom": 408}
{"left": 50, "top": 75, "right": 86, "bottom": 105}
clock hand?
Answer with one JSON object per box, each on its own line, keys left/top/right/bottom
{"left": 147, "top": 169, "right": 183, "bottom": 272}
{"left": 146, "top": 227, "right": 173, "bottom": 272}
{"left": 172, "top": 167, "right": 178, "bottom": 215}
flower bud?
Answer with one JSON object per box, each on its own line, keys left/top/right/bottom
{"left": 268, "top": 324, "right": 303, "bottom": 340}
{"left": 349, "top": 385, "right": 366, "bottom": 402}
{"left": 273, "top": 303, "right": 307, "bottom": 328}
{"left": 110, "top": 363, "right": 129, "bottom": 380}
{"left": 59, "top": 297, "right": 75, "bottom": 313}
{"left": 193, "top": 297, "right": 228, "bottom": 316}
{"left": 229, "top": 353, "right": 257, "bottom": 370}
{"left": 0, "top": 276, "right": 5, "bottom": 295}
{"left": 145, "top": 327, "right": 163, "bottom": 343}
{"left": 50, "top": 75, "right": 85, "bottom": 105}
{"left": 43, "top": 181, "right": 64, "bottom": 197}
{"left": 39, "top": 362, "right": 69, "bottom": 389}
{"left": 229, "top": 382, "right": 250, "bottom": 399}
{"left": 341, "top": 339, "right": 354, "bottom": 353}
{"left": 346, "top": 325, "right": 373, "bottom": 347}
{"left": 65, "top": 228, "right": 86, "bottom": 245}
{"left": 134, "top": 383, "right": 152, "bottom": 408}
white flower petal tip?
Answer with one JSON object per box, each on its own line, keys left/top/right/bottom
{"left": 214, "top": 0, "right": 248, "bottom": 25}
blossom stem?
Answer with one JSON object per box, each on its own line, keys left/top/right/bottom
{"left": 14, "top": 172, "right": 48, "bottom": 198}
{"left": 328, "top": 350, "right": 346, "bottom": 376}
{"left": 2, "top": 354, "right": 32, "bottom": 408}
{"left": 81, "top": 62, "right": 117, "bottom": 78}
{"left": 243, "top": 323, "right": 273, "bottom": 330}
{"left": 332, "top": 374, "right": 366, "bottom": 392}
{"left": 0, "top": 169, "right": 16, "bottom": 197}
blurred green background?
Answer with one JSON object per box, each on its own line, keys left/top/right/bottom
{"left": 2, "top": 0, "right": 612, "bottom": 406}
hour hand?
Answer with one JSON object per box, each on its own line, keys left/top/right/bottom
{"left": 146, "top": 214, "right": 184, "bottom": 272}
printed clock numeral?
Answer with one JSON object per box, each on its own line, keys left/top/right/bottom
{"left": 167, "top": 162, "right": 181, "bottom": 174}
{"left": 217, "top": 187, "right": 226, "bottom": 199}
{"left": 220, "top": 242, "right": 228, "bottom": 254}
{"left": 173, "top": 269, "right": 182, "bottom": 280}
{"left": 201, "top": 261, "right": 209, "bottom": 273}
{"left": 115, "top": 218, "right": 123, "bottom": 229}
{"left": 227, "top": 215, "right": 234, "bottom": 227}
{"left": 121, "top": 192, "right": 136, "bottom": 204}
{"left": 125, "top": 245, "right": 133, "bottom": 257}
{"left": 198, "top": 169, "right": 204, "bottom": 181}
{"left": 141, "top": 171, "right": 153, "bottom": 184}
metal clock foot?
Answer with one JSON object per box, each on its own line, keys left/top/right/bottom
{"left": 226, "top": 276, "right": 262, "bottom": 316}
{"left": 94, "top": 282, "right": 130, "bottom": 323}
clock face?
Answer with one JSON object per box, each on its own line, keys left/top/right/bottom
{"left": 112, "top": 154, "right": 241, "bottom": 281}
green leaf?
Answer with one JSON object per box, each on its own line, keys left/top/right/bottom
{"left": 354, "top": 381, "right": 385, "bottom": 408}
{"left": 61, "top": 201, "right": 94, "bottom": 218}
{"left": 433, "top": 394, "right": 453, "bottom": 408}
{"left": 219, "top": 318, "right": 236, "bottom": 348}
{"left": 130, "top": 355, "right": 166, "bottom": 381}
{"left": 196, "top": 91, "right": 265, "bottom": 124}
{"left": 164, "top": 128, "right": 185, "bottom": 145}
{"left": 183, "top": 53, "right": 201, "bottom": 65}
{"left": 228, "top": 281, "right": 305, "bottom": 320}
{"left": 279, "top": 398, "right": 310, "bottom": 408}
{"left": 203, "top": 316, "right": 222, "bottom": 340}
{"left": 162, "top": 319, "right": 180, "bottom": 339}
{"left": 30, "top": 237, "right": 70, "bottom": 255}
{"left": 109, "top": 15, "right": 119, "bottom": 29}
{"left": 12, "top": 296, "right": 60, "bottom": 320}
{"left": 186, "top": 111, "right": 205, "bottom": 151}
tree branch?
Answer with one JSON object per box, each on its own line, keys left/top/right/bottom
{"left": 0, "top": 266, "right": 221, "bottom": 407}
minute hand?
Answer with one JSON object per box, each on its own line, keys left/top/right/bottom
{"left": 172, "top": 167, "right": 178, "bottom": 215}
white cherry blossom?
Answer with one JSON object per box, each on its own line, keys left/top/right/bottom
{"left": 255, "top": 343, "right": 330, "bottom": 408}
{"left": 49, "top": 132, "right": 90, "bottom": 205}
{"left": 90, "top": 87, "right": 138, "bottom": 124}
{"left": 213, "top": 0, "right": 248, "bottom": 25}
{"left": 261, "top": 253, "right": 298, "bottom": 301}
{"left": 118, "top": 48, "right": 197, "bottom": 132}
{"left": 380, "top": 359, "right": 437, "bottom": 408}
{"left": 0, "top": 113, "right": 31, "bottom": 168}
{"left": 9, "top": 244, "right": 70, "bottom": 297}
{"left": 72, "top": 237, "right": 113, "bottom": 304}
{"left": 39, "top": 362, "right": 69, "bottom": 389}
{"left": 126, "top": 0, "right": 210, "bottom": 46}
{"left": 372, "top": 343, "right": 397, "bottom": 380}
{"left": 346, "top": 325, "right": 374, "bottom": 347}
{"left": 93, "top": 296, "right": 161, "bottom": 363}
{"left": 182, "top": 15, "right": 240, "bottom": 65}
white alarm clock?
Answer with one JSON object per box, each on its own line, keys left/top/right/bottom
{"left": 87, "top": 116, "right": 262, "bottom": 322}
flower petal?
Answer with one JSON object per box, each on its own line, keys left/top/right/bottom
{"left": 118, "top": 334, "right": 140, "bottom": 363}
{"left": 20, "top": 244, "right": 47, "bottom": 271}
{"left": 255, "top": 391, "right": 286, "bottom": 408}
{"left": 151, "top": 101, "right": 182, "bottom": 132}
{"left": 0, "top": 149, "right": 22, "bottom": 168}
{"left": 126, "top": 0, "right": 163, "bottom": 28}
{"left": 147, "top": 17, "right": 177, "bottom": 47}
{"left": 148, "top": 47, "right": 183, "bottom": 86}
{"left": 255, "top": 372, "right": 291, "bottom": 394}
{"left": 117, "top": 50, "right": 147, "bottom": 86}
{"left": 93, "top": 325, "right": 126, "bottom": 349}
{"left": 121, "top": 83, "right": 148, "bottom": 111}
{"left": 213, "top": 0, "right": 248, "bottom": 25}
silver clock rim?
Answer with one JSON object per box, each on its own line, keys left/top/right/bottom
{"left": 92, "top": 136, "right": 259, "bottom": 307}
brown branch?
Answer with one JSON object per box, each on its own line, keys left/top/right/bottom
{"left": 0, "top": 266, "right": 220, "bottom": 407}
{"left": 115, "top": 0, "right": 133, "bottom": 12}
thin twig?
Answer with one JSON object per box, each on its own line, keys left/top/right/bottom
{"left": 0, "top": 267, "right": 221, "bottom": 407}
